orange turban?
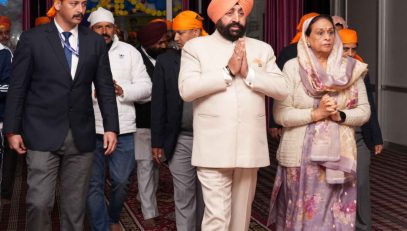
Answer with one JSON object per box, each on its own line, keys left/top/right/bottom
{"left": 47, "top": 0, "right": 60, "bottom": 18}
{"left": 172, "top": 11, "right": 208, "bottom": 36}
{"left": 291, "top": 12, "right": 319, "bottom": 44}
{"left": 207, "top": 0, "right": 253, "bottom": 23}
{"left": 0, "top": 16, "right": 11, "bottom": 29}
{"left": 338, "top": 28, "right": 358, "bottom": 44}
{"left": 338, "top": 29, "right": 365, "bottom": 62}
{"left": 150, "top": 19, "right": 173, "bottom": 30}
{"left": 35, "top": 16, "right": 51, "bottom": 27}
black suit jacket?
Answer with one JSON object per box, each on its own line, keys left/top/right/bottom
{"left": 3, "top": 22, "right": 119, "bottom": 152}
{"left": 150, "top": 49, "right": 183, "bottom": 161}
{"left": 135, "top": 47, "right": 154, "bottom": 129}
{"left": 361, "top": 73, "right": 383, "bottom": 149}
{"left": 268, "top": 43, "right": 297, "bottom": 129}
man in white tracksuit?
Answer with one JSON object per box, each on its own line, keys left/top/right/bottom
{"left": 86, "top": 7, "right": 152, "bottom": 231}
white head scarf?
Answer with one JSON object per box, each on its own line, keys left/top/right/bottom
{"left": 87, "top": 7, "right": 115, "bottom": 27}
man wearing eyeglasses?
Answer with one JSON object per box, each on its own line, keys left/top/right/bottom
{"left": 87, "top": 7, "right": 151, "bottom": 231}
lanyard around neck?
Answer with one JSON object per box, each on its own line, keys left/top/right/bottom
{"left": 59, "top": 32, "right": 80, "bottom": 57}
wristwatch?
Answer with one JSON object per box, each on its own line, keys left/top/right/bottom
{"left": 338, "top": 110, "right": 346, "bottom": 123}
{"left": 225, "top": 65, "right": 235, "bottom": 77}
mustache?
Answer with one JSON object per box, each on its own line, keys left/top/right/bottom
{"left": 72, "top": 13, "right": 84, "bottom": 19}
{"left": 227, "top": 22, "right": 244, "bottom": 30}
{"left": 102, "top": 34, "right": 111, "bottom": 39}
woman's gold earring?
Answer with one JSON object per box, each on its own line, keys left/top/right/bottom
{"left": 306, "top": 42, "right": 311, "bottom": 47}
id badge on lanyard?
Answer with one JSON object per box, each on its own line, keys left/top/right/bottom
{"left": 59, "top": 33, "right": 80, "bottom": 57}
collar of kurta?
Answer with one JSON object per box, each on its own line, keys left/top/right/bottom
{"left": 109, "top": 34, "right": 120, "bottom": 51}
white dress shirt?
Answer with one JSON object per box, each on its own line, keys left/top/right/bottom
{"left": 54, "top": 20, "right": 79, "bottom": 79}
{"left": 141, "top": 46, "right": 156, "bottom": 66}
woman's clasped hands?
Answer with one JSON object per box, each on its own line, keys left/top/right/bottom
{"left": 311, "top": 94, "right": 342, "bottom": 122}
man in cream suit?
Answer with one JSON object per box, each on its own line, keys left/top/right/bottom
{"left": 178, "top": 0, "right": 288, "bottom": 230}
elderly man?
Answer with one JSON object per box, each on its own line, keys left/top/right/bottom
{"left": 151, "top": 10, "right": 206, "bottom": 231}
{"left": 339, "top": 28, "right": 384, "bottom": 231}
{"left": 134, "top": 21, "right": 168, "bottom": 227}
{"left": 178, "top": 0, "right": 288, "bottom": 230}
{"left": 86, "top": 7, "right": 151, "bottom": 231}
{"left": 3, "top": 0, "right": 119, "bottom": 230}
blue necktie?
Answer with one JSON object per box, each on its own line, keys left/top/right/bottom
{"left": 62, "top": 32, "right": 72, "bottom": 69}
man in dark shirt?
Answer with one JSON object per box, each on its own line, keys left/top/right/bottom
{"left": 150, "top": 11, "right": 206, "bottom": 231}
{"left": 134, "top": 20, "right": 168, "bottom": 227}
{"left": 339, "top": 28, "right": 383, "bottom": 231}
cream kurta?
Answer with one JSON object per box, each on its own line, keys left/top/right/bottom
{"left": 179, "top": 30, "right": 288, "bottom": 168}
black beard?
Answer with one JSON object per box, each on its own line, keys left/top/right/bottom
{"left": 145, "top": 47, "right": 166, "bottom": 59}
{"left": 216, "top": 21, "right": 246, "bottom": 42}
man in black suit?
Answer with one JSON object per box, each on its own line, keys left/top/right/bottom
{"left": 150, "top": 10, "right": 205, "bottom": 231}
{"left": 3, "top": 1, "right": 119, "bottom": 230}
{"left": 338, "top": 28, "right": 383, "bottom": 231}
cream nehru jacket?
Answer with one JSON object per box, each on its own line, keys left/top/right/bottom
{"left": 179, "top": 30, "right": 288, "bottom": 168}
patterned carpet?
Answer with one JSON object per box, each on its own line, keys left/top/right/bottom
{"left": 369, "top": 149, "right": 407, "bottom": 230}
{"left": 0, "top": 160, "right": 61, "bottom": 231}
{"left": 0, "top": 162, "right": 270, "bottom": 231}
{"left": 256, "top": 139, "right": 407, "bottom": 231}
{"left": 119, "top": 145, "right": 407, "bottom": 231}
{"left": 117, "top": 164, "right": 271, "bottom": 231}
{"left": 1, "top": 139, "right": 407, "bottom": 230}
